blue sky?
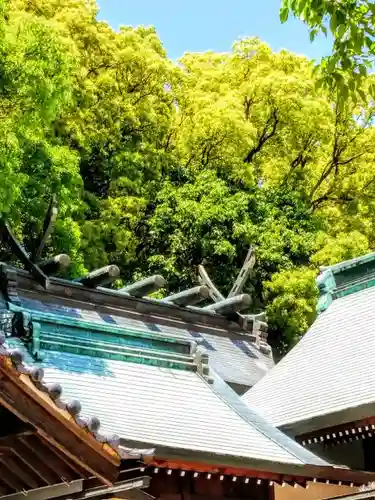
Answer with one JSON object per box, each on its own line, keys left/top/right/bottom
{"left": 97, "top": 0, "right": 332, "bottom": 62}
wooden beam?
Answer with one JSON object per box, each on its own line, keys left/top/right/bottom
{"left": 64, "top": 477, "right": 150, "bottom": 499}
{"left": 10, "top": 267, "right": 251, "bottom": 338}
{"left": 20, "top": 436, "right": 76, "bottom": 483}
{"left": 41, "top": 438, "right": 89, "bottom": 477}
{"left": 228, "top": 247, "right": 256, "bottom": 298}
{"left": 163, "top": 286, "right": 209, "bottom": 306}
{"left": 0, "top": 463, "right": 26, "bottom": 492}
{"left": 202, "top": 294, "right": 252, "bottom": 317}
{"left": 78, "top": 266, "right": 120, "bottom": 288}
{"left": 0, "top": 221, "right": 49, "bottom": 289}
{"left": 198, "top": 265, "right": 225, "bottom": 302}
{"left": 0, "top": 431, "right": 33, "bottom": 445}
{"left": 115, "top": 490, "right": 154, "bottom": 500}
{"left": 120, "top": 276, "right": 166, "bottom": 298}
{"left": 0, "top": 480, "right": 83, "bottom": 500}
{"left": 32, "top": 195, "right": 58, "bottom": 263}
{"left": 0, "top": 358, "right": 120, "bottom": 484}
{"left": 0, "top": 455, "right": 40, "bottom": 489}
{"left": 11, "top": 440, "right": 58, "bottom": 485}
{"left": 38, "top": 255, "right": 71, "bottom": 276}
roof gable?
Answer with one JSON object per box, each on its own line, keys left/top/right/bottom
{"left": 0, "top": 212, "right": 273, "bottom": 391}
{"left": 4, "top": 302, "right": 375, "bottom": 487}
{"left": 2, "top": 302, "right": 323, "bottom": 471}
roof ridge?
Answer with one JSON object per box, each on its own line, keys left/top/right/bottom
{"left": 322, "top": 251, "right": 375, "bottom": 274}
{"left": 199, "top": 367, "right": 330, "bottom": 467}
{"left": 0, "top": 332, "right": 154, "bottom": 461}
{"left": 1, "top": 261, "right": 273, "bottom": 359}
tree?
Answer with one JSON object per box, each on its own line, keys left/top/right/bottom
{"left": 2, "top": 0, "right": 375, "bottom": 351}
{"left": 280, "top": 0, "right": 375, "bottom": 99}
{"left": 264, "top": 267, "right": 319, "bottom": 355}
{"left": 0, "top": 0, "right": 85, "bottom": 273}
{"left": 4, "top": 0, "right": 176, "bottom": 275}
{"left": 131, "top": 37, "right": 375, "bottom": 349}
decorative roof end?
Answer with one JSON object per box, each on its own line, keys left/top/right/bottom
{"left": 316, "top": 269, "right": 336, "bottom": 314}
{"left": 316, "top": 251, "right": 375, "bottom": 312}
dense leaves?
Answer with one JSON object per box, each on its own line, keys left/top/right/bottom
{"left": 2, "top": 0, "right": 375, "bottom": 352}
{"left": 280, "top": 0, "right": 375, "bottom": 100}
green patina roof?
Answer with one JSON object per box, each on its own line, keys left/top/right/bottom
{"left": 8, "top": 303, "right": 205, "bottom": 374}
{"left": 317, "top": 251, "right": 375, "bottom": 314}
{"left": 244, "top": 250, "right": 375, "bottom": 435}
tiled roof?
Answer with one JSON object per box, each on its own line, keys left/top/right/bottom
{"left": 39, "top": 351, "right": 304, "bottom": 465}
{"left": 5, "top": 303, "right": 375, "bottom": 486}
{"left": 243, "top": 283, "right": 375, "bottom": 434}
{"left": 15, "top": 296, "right": 273, "bottom": 389}
{"left": 2, "top": 304, "right": 335, "bottom": 474}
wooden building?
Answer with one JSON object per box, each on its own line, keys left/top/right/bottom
{"left": 0, "top": 335, "right": 152, "bottom": 500}
{"left": 244, "top": 251, "right": 375, "bottom": 474}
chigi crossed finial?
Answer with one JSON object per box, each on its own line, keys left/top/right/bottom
{"left": 197, "top": 247, "right": 266, "bottom": 325}
{"left": 0, "top": 198, "right": 266, "bottom": 337}
{"left": 0, "top": 196, "right": 122, "bottom": 290}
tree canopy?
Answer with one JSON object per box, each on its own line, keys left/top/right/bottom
{"left": 1, "top": 0, "right": 375, "bottom": 353}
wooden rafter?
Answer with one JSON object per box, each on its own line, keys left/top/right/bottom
{"left": 0, "top": 353, "right": 121, "bottom": 496}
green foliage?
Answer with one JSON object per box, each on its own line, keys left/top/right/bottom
{"left": 264, "top": 268, "right": 319, "bottom": 354}
{"left": 280, "top": 0, "right": 375, "bottom": 100}
{"left": 2, "top": 0, "right": 375, "bottom": 351}
{"left": 312, "top": 231, "right": 371, "bottom": 266}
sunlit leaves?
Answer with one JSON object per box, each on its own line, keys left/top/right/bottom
{"left": 280, "top": 0, "right": 375, "bottom": 102}
{"left": 3, "top": 0, "right": 375, "bottom": 352}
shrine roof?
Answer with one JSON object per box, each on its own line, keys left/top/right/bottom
{"left": 4, "top": 301, "right": 375, "bottom": 487}
{"left": 16, "top": 294, "right": 273, "bottom": 389}
{"left": 1, "top": 261, "right": 273, "bottom": 390}
{"left": 0, "top": 206, "right": 274, "bottom": 390}
{"left": 243, "top": 252, "right": 375, "bottom": 436}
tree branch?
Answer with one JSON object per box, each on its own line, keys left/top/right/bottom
{"left": 243, "top": 107, "right": 279, "bottom": 163}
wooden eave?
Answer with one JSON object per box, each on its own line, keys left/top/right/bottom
{"left": 0, "top": 353, "right": 120, "bottom": 496}
{"left": 280, "top": 399, "right": 375, "bottom": 439}
{"left": 0, "top": 469, "right": 150, "bottom": 500}
{"left": 147, "top": 455, "right": 375, "bottom": 488}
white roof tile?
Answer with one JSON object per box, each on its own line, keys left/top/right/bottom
{"left": 40, "top": 350, "right": 307, "bottom": 465}
{"left": 243, "top": 285, "right": 375, "bottom": 429}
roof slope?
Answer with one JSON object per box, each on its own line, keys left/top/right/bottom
{"left": 39, "top": 350, "right": 303, "bottom": 465}
{"left": 3, "top": 301, "right": 327, "bottom": 470}
{"left": 0, "top": 334, "right": 141, "bottom": 495}
{"left": 244, "top": 278, "right": 375, "bottom": 434}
